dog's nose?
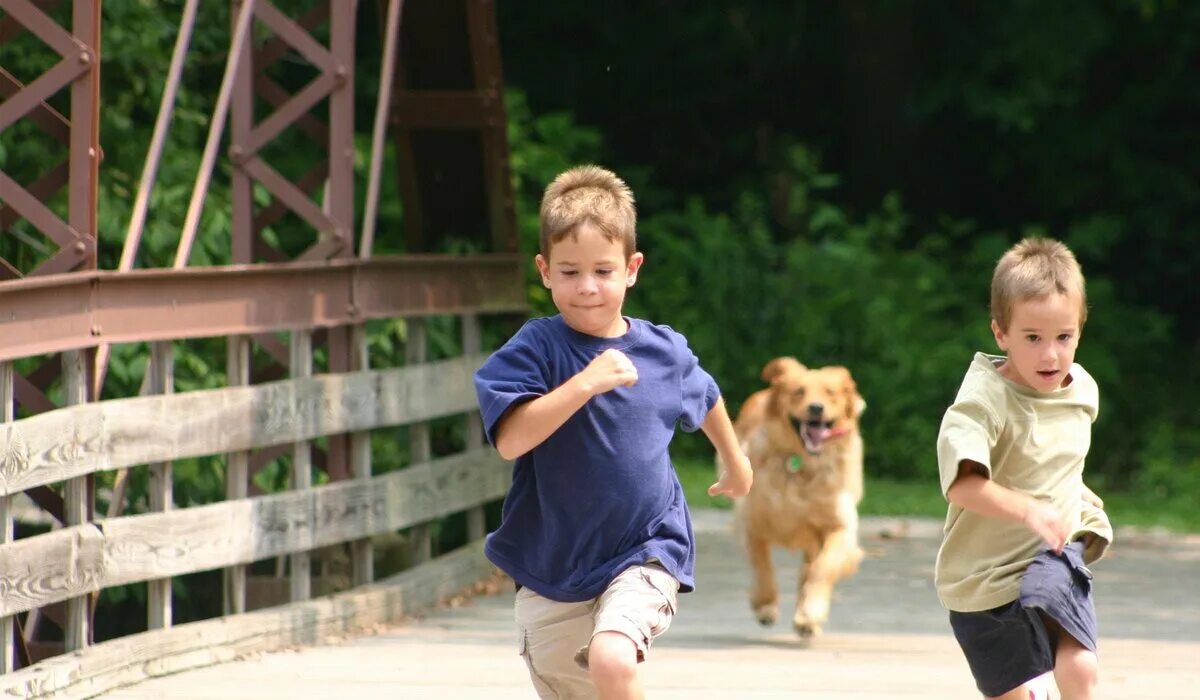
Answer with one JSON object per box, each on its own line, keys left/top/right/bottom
{"left": 807, "top": 402, "right": 824, "bottom": 416}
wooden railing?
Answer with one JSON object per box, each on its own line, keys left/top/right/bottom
{"left": 0, "top": 306, "right": 519, "bottom": 697}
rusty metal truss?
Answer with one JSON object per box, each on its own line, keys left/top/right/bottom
{"left": 0, "top": 0, "right": 522, "bottom": 669}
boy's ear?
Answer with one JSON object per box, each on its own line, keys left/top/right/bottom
{"left": 990, "top": 319, "right": 1009, "bottom": 351}
{"left": 534, "top": 254, "right": 552, "bottom": 288}
{"left": 626, "top": 252, "right": 644, "bottom": 287}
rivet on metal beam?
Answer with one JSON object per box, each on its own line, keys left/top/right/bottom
{"left": 79, "top": 51, "right": 92, "bottom": 65}
{"left": 90, "top": 325, "right": 102, "bottom": 337}
{"left": 229, "top": 145, "right": 245, "bottom": 164}
{"left": 74, "top": 241, "right": 87, "bottom": 254}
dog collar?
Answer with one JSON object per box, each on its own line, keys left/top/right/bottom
{"left": 787, "top": 455, "right": 803, "bottom": 473}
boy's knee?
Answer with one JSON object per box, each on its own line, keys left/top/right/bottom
{"left": 1069, "top": 651, "right": 1099, "bottom": 687}
{"left": 587, "top": 632, "right": 638, "bottom": 685}
{"left": 1057, "top": 645, "right": 1099, "bottom": 693}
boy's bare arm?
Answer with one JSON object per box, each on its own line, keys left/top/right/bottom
{"left": 701, "top": 397, "right": 753, "bottom": 498}
{"left": 493, "top": 348, "right": 637, "bottom": 460}
{"left": 946, "top": 459, "right": 1069, "bottom": 553}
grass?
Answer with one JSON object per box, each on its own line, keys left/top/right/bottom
{"left": 674, "top": 455, "right": 1200, "bottom": 533}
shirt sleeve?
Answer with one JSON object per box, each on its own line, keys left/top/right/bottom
{"left": 1076, "top": 497, "right": 1113, "bottom": 564}
{"left": 473, "top": 339, "right": 548, "bottom": 447}
{"left": 678, "top": 337, "right": 719, "bottom": 433}
{"left": 937, "top": 397, "right": 1001, "bottom": 497}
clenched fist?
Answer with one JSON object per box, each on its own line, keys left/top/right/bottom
{"left": 576, "top": 348, "right": 638, "bottom": 396}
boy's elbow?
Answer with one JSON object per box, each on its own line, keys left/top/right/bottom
{"left": 494, "top": 437, "right": 521, "bottom": 461}
{"left": 945, "top": 464, "right": 987, "bottom": 506}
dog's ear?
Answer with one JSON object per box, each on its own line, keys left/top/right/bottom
{"left": 831, "top": 366, "right": 866, "bottom": 419}
{"left": 761, "top": 356, "right": 806, "bottom": 385}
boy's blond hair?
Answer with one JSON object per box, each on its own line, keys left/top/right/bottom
{"left": 990, "top": 237, "right": 1088, "bottom": 331}
{"left": 539, "top": 165, "right": 636, "bottom": 259}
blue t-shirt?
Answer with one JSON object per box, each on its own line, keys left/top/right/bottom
{"left": 474, "top": 314, "right": 719, "bottom": 602}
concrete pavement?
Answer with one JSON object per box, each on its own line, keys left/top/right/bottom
{"left": 98, "top": 510, "right": 1200, "bottom": 699}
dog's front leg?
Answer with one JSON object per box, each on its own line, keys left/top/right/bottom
{"left": 745, "top": 531, "right": 779, "bottom": 626}
{"left": 793, "top": 528, "right": 862, "bottom": 637}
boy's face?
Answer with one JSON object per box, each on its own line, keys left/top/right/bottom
{"left": 535, "top": 223, "right": 643, "bottom": 338}
{"left": 991, "top": 292, "right": 1082, "bottom": 393}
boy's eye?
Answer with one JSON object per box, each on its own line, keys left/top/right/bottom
{"left": 561, "top": 270, "right": 578, "bottom": 277}
{"left": 1025, "top": 334, "right": 1040, "bottom": 343}
{"left": 1057, "top": 334, "right": 1073, "bottom": 342}
{"left": 596, "top": 269, "right": 613, "bottom": 276}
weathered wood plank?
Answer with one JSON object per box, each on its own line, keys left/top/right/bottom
{"left": 0, "top": 449, "right": 510, "bottom": 617}
{"left": 348, "top": 324, "right": 372, "bottom": 587}
{"left": 462, "top": 313, "right": 487, "bottom": 541}
{"left": 0, "top": 360, "right": 14, "bottom": 673}
{"left": 407, "top": 318, "right": 432, "bottom": 566}
{"left": 0, "top": 354, "right": 487, "bottom": 496}
{"left": 147, "top": 341, "right": 175, "bottom": 631}
{"left": 0, "top": 541, "right": 496, "bottom": 699}
{"left": 289, "top": 329, "right": 313, "bottom": 604}
{"left": 0, "top": 525, "right": 107, "bottom": 619}
{"left": 62, "top": 350, "right": 91, "bottom": 651}
{"left": 223, "top": 335, "right": 251, "bottom": 616}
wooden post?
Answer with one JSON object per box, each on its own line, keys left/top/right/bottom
{"left": 223, "top": 336, "right": 250, "bottom": 615}
{"left": 147, "top": 342, "right": 175, "bottom": 629}
{"left": 1, "top": 361, "right": 13, "bottom": 673}
{"left": 290, "top": 329, "right": 313, "bottom": 601}
{"left": 462, "top": 314, "right": 486, "bottom": 542}
{"left": 62, "top": 350, "right": 90, "bottom": 651}
{"left": 349, "top": 324, "right": 373, "bottom": 586}
{"left": 407, "top": 318, "right": 431, "bottom": 565}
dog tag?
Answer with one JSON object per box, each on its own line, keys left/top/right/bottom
{"left": 787, "top": 455, "right": 803, "bottom": 473}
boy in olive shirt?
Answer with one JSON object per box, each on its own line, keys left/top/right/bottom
{"left": 936, "top": 238, "right": 1112, "bottom": 700}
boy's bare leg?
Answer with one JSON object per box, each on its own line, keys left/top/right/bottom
{"left": 588, "top": 632, "right": 644, "bottom": 700}
{"left": 985, "top": 684, "right": 1045, "bottom": 700}
{"left": 1052, "top": 630, "right": 1099, "bottom": 699}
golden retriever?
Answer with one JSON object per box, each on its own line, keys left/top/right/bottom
{"left": 726, "top": 357, "right": 866, "bottom": 637}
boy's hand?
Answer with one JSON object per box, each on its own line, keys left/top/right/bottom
{"left": 708, "top": 452, "right": 753, "bottom": 499}
{"left": 576, "top": 348, "right": 638, "bottom": 396}
{"left": 1022, "top": 499, "right": 1069, "bottom": 554}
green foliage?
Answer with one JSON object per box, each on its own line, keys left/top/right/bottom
{"left": 502, "top": 90, "right": 1197, "bottom": 489}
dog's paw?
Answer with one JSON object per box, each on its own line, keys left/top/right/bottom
{"left": 792, "top": 619, "right": 822, "bottom": 638}
{"left": 753, "top": 604, "right": 778, "bottom": 627}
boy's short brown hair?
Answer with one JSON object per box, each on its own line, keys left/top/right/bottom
{"left": 990, "top": 237, "right": 1088, "bottom": 331}
{"left": 539, "top": 165, "right": 636, "bottom": 259}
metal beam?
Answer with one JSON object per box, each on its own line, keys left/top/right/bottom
{"left": 0, "top": 256, "right": 525, "bottom": 361}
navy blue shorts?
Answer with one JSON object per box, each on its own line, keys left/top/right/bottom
{"left": 949, "top": 541, "right": 1098, "bottom": 697}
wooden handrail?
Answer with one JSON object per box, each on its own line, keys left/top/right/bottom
{"left": 0, "top": 448, "right": 508, "bottom": 618}
{"left": 0, "top": 355, "right": 487, "bottom": 496}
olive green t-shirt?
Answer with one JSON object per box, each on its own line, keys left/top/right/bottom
{"left": 934, "top": 352, "right": 1113, "bottom": 612}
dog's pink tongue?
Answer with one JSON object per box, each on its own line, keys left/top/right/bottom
{"left": 806, "top": 425, "right": 832, "bottom": 445}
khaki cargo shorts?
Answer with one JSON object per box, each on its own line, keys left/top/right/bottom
{"left": 513, "top": 562, "right": 680, "bottom": 700}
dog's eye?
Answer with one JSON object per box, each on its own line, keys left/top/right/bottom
{"left": 824, "top": 420, "right": 834, "bottom": 429}
{"left": 792, "top": 388, "right": 806, "bottom": 397}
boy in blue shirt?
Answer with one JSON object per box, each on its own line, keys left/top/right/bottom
{"left": 474, "top": 165, "right": 753, "bottom": 699}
